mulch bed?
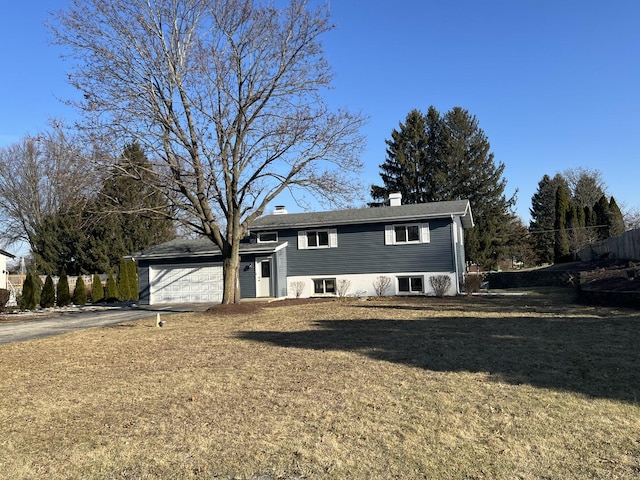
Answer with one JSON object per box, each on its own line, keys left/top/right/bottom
{"left": 205, "top": 297, "right": 335, "bottom": 316}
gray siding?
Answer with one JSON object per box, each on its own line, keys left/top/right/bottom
{"left": 276, "top": 218, "right": 455, "bottom": 276}
{"left": 239, "top": 256, "right": 256, "bottom": 298}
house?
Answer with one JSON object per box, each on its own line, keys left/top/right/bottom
{"left": 131, "top": 195, "right": 473, "bottom": 304}
{"left": 1, "top": 249, "right": 15, "bottom": 291}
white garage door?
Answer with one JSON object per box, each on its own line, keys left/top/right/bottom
{"left": 151, "top": 264, "right": 223, "bottom": 304}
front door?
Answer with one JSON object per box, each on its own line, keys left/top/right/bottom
{"left": 256, "top": 257, "right": 272, "bottom": 297}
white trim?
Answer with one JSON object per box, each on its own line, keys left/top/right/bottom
{"left": 298, "top": 229, "right": 338, "bottom": 250}
{"left": 385, "top": 223, "right": 430, "bottom": 245}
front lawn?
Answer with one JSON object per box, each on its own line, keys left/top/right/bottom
{"left": 1, "top": 290, "right": 639, "bottom": 478}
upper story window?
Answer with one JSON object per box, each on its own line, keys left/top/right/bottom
{"left": 298, "top": 228, "right": 338, "bottom": 249}
{"left": 385, "top": 223, "right": 430, "bottom": 245}
{"left": 257, "top": 232, "right": 278, "bottom": 243}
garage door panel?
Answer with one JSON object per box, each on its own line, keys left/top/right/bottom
{"left": 151, "top": 265, "right": 223, "bottom": 304}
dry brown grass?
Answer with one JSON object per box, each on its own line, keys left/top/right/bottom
{"left": 1, "top": 289, "right": 639, "bottom": 479}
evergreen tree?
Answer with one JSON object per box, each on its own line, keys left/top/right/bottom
{"left": 371, "top": 106, "right": 514, "bottom": 269}
{"left": 105, "top": 272, "right": 119, "bottom": 302}
{"left": 608, "top": 196, "right": 625, "bottom": 237}
{"left": 57, "top": 270, "right": 71, "bottom": 307}
{"left": 40, "top": 275, "right": 56, "bottom": 308}
{"left": 91, "top": 273, "right": 104, "bottom": 303}
{"left": 529, "top": 174, "right": 558, "bottom": 264}
{"left": 88, "top": 143, "right": 176, "bottom": 272}
{"left": 554, "top": 184, "right": 571, "bottom": 262}
{"left": 117, "top": 258, "right": 131, "bottom": 301}
{"left": 73, "top": 275, "right": 87, "bottom": 305}
{"left": 127, "top": 259, "right": 139, "bottom": 301}
{"left": 371, "top": 110, "right": 431, "bottom": 204}
{"left": 32, "top": 272, "right": 43, "bottom": 308}
{"left": 20, "top": 272, "right": 37, "bottom": 310}
{"left": 593, "top": 195, "right": 611, "bottom": 241}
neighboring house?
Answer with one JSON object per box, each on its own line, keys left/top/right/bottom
{"left": 131, "top": 195, "right": 474, "bottom": 305}
{"left": 1, "top": 249, "right": 16, "bottom": 290}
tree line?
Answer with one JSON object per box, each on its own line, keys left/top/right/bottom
{"left": 0, "top": 135, "right": 175, "bottom": 276}
{"left": 18, "top": 258, "right": 138, "bottom": 310}
{"left": 372, "top": 107, "right": 629, "bottom": 269}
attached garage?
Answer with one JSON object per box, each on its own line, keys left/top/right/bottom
{"left": 150, "top": 264, "right": 223, "bottom": 304}
{"left": 130, "top": 237, "right": 288, "bottom": 305}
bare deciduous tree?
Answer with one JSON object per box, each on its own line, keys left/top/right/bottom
{"left": 0, "top": 125, "right": 97, "bottom": 253}
{"left": 53, "top": 0, "right": 366, "bottom": 303}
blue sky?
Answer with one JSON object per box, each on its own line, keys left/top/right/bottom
{"left": 1, "top": 0, "right": 639, "bottom": 225}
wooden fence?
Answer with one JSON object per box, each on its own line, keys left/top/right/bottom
{"left": 576, "top": 228, "right": 640, "bottom": 262}
{"left": 7, "top": 274, "right": 106, "bottom": 297}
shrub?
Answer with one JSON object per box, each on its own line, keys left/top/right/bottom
{"left": 40, "top": 275, "right": 56, "bottom": 308}
{"left": 127, "top": 259, "right": 139, "bottom": 301}
{"left": 73, "top": 276, "right": 87, "bottom": 305}
{"left": 372, "top": 276, "right": 391, "bottom": 297}
{"left": 464, "top": 273, "right": 483, "bottom": 295}
{"left": 32, "top": 273, "right": 43, "bottom": 307}
{"left": 429, "top": 275, "right": 452, "bottom": 297}
{"left": 0, "top": 288, "right": 10, "bottom": 313}
{"left": 57, "top": 271, "right": 71, "bottom": 307}
{"left": 91, "top": 273, "right": 104, "bottom": 303}
{"left": 337, "top": 279, "right": 351, "bottom": 298}
{"left": 105, "top": 272, "right": 119, "bottom": 302}
{"left": 19, "top": 272, "right": 37, "bottom": 310}
{"left": 290, "top": 281, "right": 306, "bottom": 298}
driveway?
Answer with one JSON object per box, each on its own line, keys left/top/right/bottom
{"left": 0, "top": 304, "right": 207, "bottom": 345}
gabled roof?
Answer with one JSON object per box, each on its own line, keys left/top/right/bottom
{"left": 251, "top": 199, "right": 474, "bottom": 230}
{"left": 129, "top": 237, "right": 288, "bottom": 260}
{"left": 0, "top": 249, "right": 15, "bottom": 259}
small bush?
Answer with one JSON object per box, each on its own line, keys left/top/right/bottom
{"left": 105, "top": 272, "right": 119, "bottom": 302}
{"left": 40, "top": 275, "right": 56, "bottom": 308}
{"left": 464, "top": 273, "right": 483, "bottom": 295}
{"left": 0, "top": 288, "right": 10, "bottom": 312}
{"left": 91, "top": 273, "right": 104, "bottom": 303}
{"left": 337, "top": 279, "right": 351, "bottom": 298}
{"left": 57, "top": 271, "right": 71, "bottom": 307}
{"left": 73, "top": 276, "right": 87, "bottom": 305}
{"left": 290, "top": 281, "right": 306, "bottom": 298}
{"left": 429, "top": 275, "right": 452, "bottom": 297}
{"left": 19, "top": 272, "right": 38, "bottom": 310}
{"left": 373, "top": 276, "right": 392, "bottom": 297}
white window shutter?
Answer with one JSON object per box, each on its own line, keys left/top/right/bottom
{"left": 421, "top": 223, "right": 430, "bottom": 243}
{"left": 297, "top": 231, "right": 307, "bottom": 249}
{"left": 384, "top": 225, "right": 395, "bottom": 245}
{"left": 329, "top": 229, "right": 338, "bottom": 248}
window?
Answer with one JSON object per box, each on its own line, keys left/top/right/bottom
{"left": 257, "top": 232, "right": 277, "bottom": 243}
{"left": 298, "top": 229, "right": 338, "bottom": 249}
{"left": 385, "top": 223, "right": 430, "bottom": 245}
{"left": 314, "top": 278, "right": 336, "bottom": 295}
{"left": 307, "top": 230, "right": 329, "bottom": 248}
{"left": 398, "top": 276, "right": 424, "bottom": 293}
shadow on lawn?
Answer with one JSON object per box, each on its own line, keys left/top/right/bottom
{"left": 238, "top": 307, "right": 640, "bottom": 403}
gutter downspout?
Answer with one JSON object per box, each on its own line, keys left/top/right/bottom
{"left": 452, "top": 215, "right": 461, "bottom": 295}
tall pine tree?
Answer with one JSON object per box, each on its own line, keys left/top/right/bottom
{"left": 372, "top": 106, "right": 514, "bottom": 269}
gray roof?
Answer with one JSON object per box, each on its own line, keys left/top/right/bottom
{"left": 129, "top": 237, "right": 287, "bottom": 260}
{"left": 251, "top": 199, "right": 474, "bottom": 230}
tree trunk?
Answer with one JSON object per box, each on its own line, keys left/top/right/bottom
{"left": 221, "top": 241, "right": 241, "bottom": 304}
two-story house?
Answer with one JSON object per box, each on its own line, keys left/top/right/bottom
{"left": 132, "top": 196, "right": 473, "bottom": 304}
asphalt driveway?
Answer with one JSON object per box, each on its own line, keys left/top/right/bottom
{"left": 0, "top": 304, "right": 207, "bottom": 345}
